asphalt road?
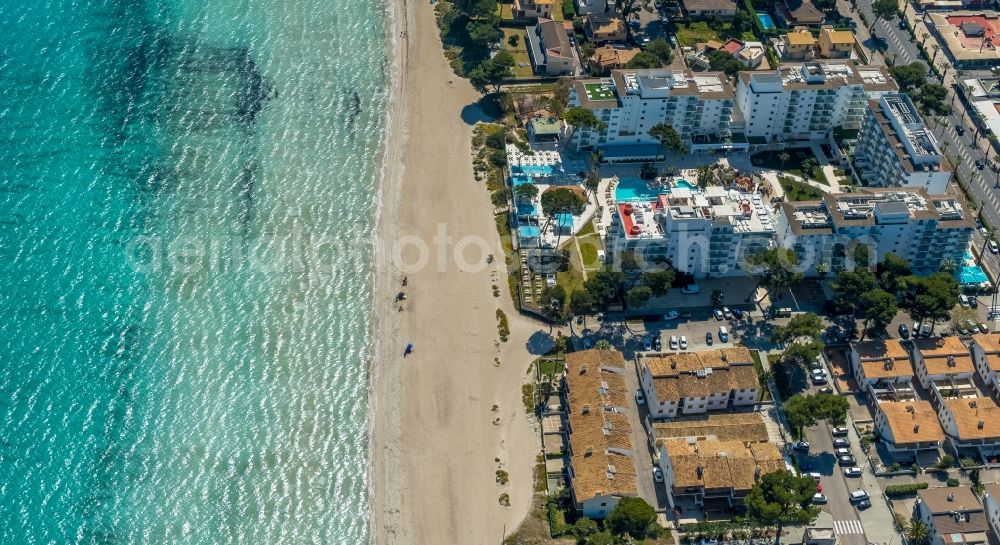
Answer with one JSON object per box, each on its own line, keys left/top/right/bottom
{"left": 853, "top": 0, "right": 923, "bottom": 67}
{"left": 798, "top": 422, "right": 868, "bottom": 545}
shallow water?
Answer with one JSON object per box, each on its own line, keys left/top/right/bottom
{"left": 0, "top": 0, "right": 386, "bottom": 542}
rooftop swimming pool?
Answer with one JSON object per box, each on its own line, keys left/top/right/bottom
{"left": 757, "top": 13, "right": 776, "bottom": 30}
{"left": 615, "top": 178, "right": 694, "bottom": 202}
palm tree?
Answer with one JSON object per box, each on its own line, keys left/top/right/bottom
{"left": 816, "top": 261, "right": 830, "bottom": 279}
{"left": 940, "top": 257, "right": 958, "bottom": 273}
{"left": 931, "top": 44, "right": 940, "bottom": 64}
{"left": 778, "top": 152, "right": 791, "bottom": 167}
{"left": 711, "top": 289, "right": 725, "bottom": 307}
{"left": 906, "top": 520, "right": 930, "bottom": 545}
{"left": 595, "top": 339, "right": 612, "bottom": 350}
{"left": 980, "top": 227, "right": 995, "bottom": 265}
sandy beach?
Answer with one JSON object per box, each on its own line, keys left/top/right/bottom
{"left": 370, "top": 0, "right": 542, "bottom": 543}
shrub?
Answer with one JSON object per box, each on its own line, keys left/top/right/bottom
{"left": 937, "top": 455, "right": 955, "bottom": 469}
{"left": 947, "top": 478, "right": 960, "bottom": 487}
{"left": 884, "top": 483, "right": 929, "bottom": 497}
{"left": 496, "top": 469, "right": 509, "bottom": 485}
{"left": 961, "top": 457, "right": 979, "bottom": 468}
{"left": 562, "top": 0, "right": 576, "bottom": 18}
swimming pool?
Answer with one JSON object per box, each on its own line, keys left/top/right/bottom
{"left": 615, "top": 178, "right": 693, "bottom": 201}
{"left": 512, "top": 164, "right": 555, "bottom": 176}
{"left": 757, "top": 13, "right": 776, "bottom": 30}
{"left": 511, "top": 175, "right": 533, "bottom": 186}
{"left": 958, "top": 264, "right": 989, "bottom": 285}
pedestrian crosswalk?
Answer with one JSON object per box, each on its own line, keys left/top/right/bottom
{"left": 833, "top": 519, "right": 865, "bottom": 535}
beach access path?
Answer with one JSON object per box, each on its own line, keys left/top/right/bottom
{"left": 372, "top": 0, "right": 543, "bottom": 543}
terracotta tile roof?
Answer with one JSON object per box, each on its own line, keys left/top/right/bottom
{"left": 662, "top": 438, "right": 783, "bottom": 493}
{"left": 915, "top": 337, "right": 974, "bottom": 376}
{"left": 643, "top": 348, "right": 758, "bottom": 403}
{"left": 853, "top": 339, "right": 915, "bottom": 380}
{"left": 878, "top": 400, "right": 944, "bottom": 445}
{"left": 564, "top": 349, "right": 638, "bottom": 503}
{"left": 821, "top": 28, "right": 856, "bottom": 44}
{"left": 972, "top": 334, "right": 1000, "bottom": 372}
{"left": 918, "top": 486, "right": 982, "bottom": 514}
{"left": 651, "top": 413, "right": 769, "bottom": 442}
{"left": 590, "top": 45, "right": 640, "bottom": 70}
{"left": 786, "top": 29, "right": 817, "bottom": 45}
{"left": 942, "top": 397, "right": 1000, "bottom": 441}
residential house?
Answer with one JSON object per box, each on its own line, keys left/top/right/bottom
{"left": 937, "top": 397, "right": 1000, "bottom": 460}
{"left": 589, "top": 45, "right": 640, "bottom": 72}
{"left": 916, "top": 487, "right": 989, "bottom": 545}
{"left": 527, "top": 18, "right": 579, "bottom": 76}
{"left": 971, "top": 334, "right": 1000, "bottom": 398}
{"left": 657, "top": 439, "right": 784, "bottom": 509}
{"left": 873, "top": 400, "right": 945, "bottom": 455}
{"left": 563, "top": 349, "right": 638, "bottom": 519}
{"left": 849, "top": 339, "right": 915, "bottom": 400}
{"left": 513, "top": 0, "right": 556, "bottom": 19}
{"left": 681, "top": 0, "right": 738, "bottom": 19}
{"left": 639, "top": 347, "right": 759, "bottom": 419}
{"left": 585, "top": 14, "right": 627, "bottom": 43}
{"left": 780, "top": 0, "right": 825, "bottom": 26}
{"left": 650, "top": 412, "right": 771, "bottom": 445}
{"left": 576, "top": 0, "right": 614, "bottom": 15}
{"left": 817, "top": 26, "right": 855, "bottom": 58}
{"left": 783, "top": 27, "right": 817, "bottom": 60}
{"left": 913, "top": 337, "right": 976, "bottom": 400}
{"left": 736, "top": 42, "right": 766, "bottom": 69}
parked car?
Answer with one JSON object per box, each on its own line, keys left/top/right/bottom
{"left": 832, "top": 426, "right": 849, "bottom": 436}
{"left": 653, "top": 467, "right": 664, "bottom": 483}
{"left": 809, "top": 359, "right": 824, "bottom": 370}
{"left": 913, "top": 322, "right": 921, "bottom": 337}
{"left": 921, "top": 323, "right": 932, "bottom": 337}
{"left": 653, "top": 336, "right": 662, "bottom": 351}
{"left": 818, "top": 387, "right": 834, "bottom": 394}
{"left": 960, "top": 294, "right": 971, "bottom": 308}
{"left": 669, "top": 335, "right": 679, "bottom": 350}
{"left": 979, "top": 323, "right": 991, "bottom": 334}
{"left": 970, "top": 297, "right": 979, "bottom": 309}
{"left": 812, "top": 493, "right": 828, "bottom": 504}
{"left": 850, "top": 490, "right": 870, "bottom": 503}
{"left": 844, "top": 467, "right": 863, "bottom": 477}
{"left": 679, "top": 335, "right": 688, "bottom": 350}
{"left": 811, "top": 374, "right": 828, "bottom": 385}
{"left": 681, "top": 284, "right": 701, "bottom": 294}
{"left": 723, "top": 307, "right": 732, "bottom": 319}
{"left": 838, "top": 455, "right": 857, "bottom": 466}
{"left": 833, "top": 438, "right": 850, "bottom": 448}
{"left": 898, "top": 323, "right": 910, "bottom": 339}
{"left": 856, "top": 498, "right": 872, "bottom": 509}
{"left": 706, "top": 331, "right": 713, "bottom": 345}
{"left": 976, "top": 159, "right": 986, "bottom": 170}
{"left": 835, "top": 447, "right": 852, "bottom": 457}
{"left": 635, "top": 389, "right": 646, "bottom": 404}
{"left": 731, "top": 308, "right": 744, "bottom": 319}
{"left": 793, "top": 441, "right": 810, "bottom": 451}
{"left": 991, "top": 240, "right": 999, "bottom": 254}
{"left": 957, "top": 125, "right": 966, "bottom": 135}
{"left": 663, "top": 310, "right": 680, "bottom": 321}
{"left": 714, "top": 309, "right": 725, "bottom": 321}
{"left": 719, "top": 326, "right": 729, "bottom": 342}
{"left": 957, "top": 322, "right": 971, "bottom": 335}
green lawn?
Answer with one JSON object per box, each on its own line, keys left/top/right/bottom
{"left": 502, "top": 28, "right": 535, "bottom": 77}
{"left": 779, "top": 176, "right": 824, "bottom": 202}
{"left": 536, "top": 358, "right": 564, "bottom": 378}
{"left": 674, "top": 21, "right": 755, "bottom": 47}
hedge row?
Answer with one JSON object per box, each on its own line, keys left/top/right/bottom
{"left": 884, "top": 483, "right": 929, "bottom": 497}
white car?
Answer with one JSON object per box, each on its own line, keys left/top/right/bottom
{"left": 669, "top": 335, "right": 679, "bottom": 350}
{"left": 812, "top": 493, "right": 828, "bottom": 504}
{"left": 719, "top": 326, "right": 729, "bottom": 342}
{"left": 663, "top": 310, "right": 680, "bottom": 321}
{"left": 679, "top": 335, "right": 688, "bottom": 349}
{"left": 714, "top": 309, "right": 725, "bottom": 321}
{"left": 653, "top": 467, "right": 664, "bottom": 483}
{"left": 832, "top": 426, "right": 849, "bottom": 437}
{"left": 835, "top": 447, "right": 852, "bottom": 457}
{"left": 991, "top": 240, "right": 999, "bottom": 254}
{"left": 722, "top": 307, "right": 732, "bottom": 319}
{"left": 844, "top": 467, "right": 863, "bottom": 477}
{"left": 635, "top": 389, "right": 646, "bottom": 404}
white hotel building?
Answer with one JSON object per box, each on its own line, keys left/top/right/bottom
{"left": 775, "top": 188, "right": 973, "bottom": 276}
{"left": 853, "top": 94, "right": 952, "bottom": 194}
{"left": 735, "top": 61, "right": 896, "bottom": 143}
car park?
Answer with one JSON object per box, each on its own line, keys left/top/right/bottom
{"left": 838, "top": 455, "right": 857, "bottom": 466}
{"left": 719, "top": 326, "right": 729, "bottom": 342}
{"left": 832, "top": 426, "right": 849, "bottom": 436}
{"left": 706, "top": 331, "right": 713, "bottom": 345}
{"left": 844, "top": 467, "right": 862, "bottom": 477}
{"left": 663, "top": 310, "right": 680, "bottom": 321}
{"left": 635, "top": 389, "right": 646, "bottom": 404}
{"left": 669, "top": 335, "right": 679, "bottom": 350}
{"left": 714, "top": 309, "right": 725, "bottom": 321}
{"left": 653, "top": 467, "right": 664, "bottom": 483}
{"left": 833, "top": 438, "right": 850, "bottom": 448}
{"left": 793, "top": 441, "right": 810, "bottom": 451}
{"left": 643, "top": 336, "right": 653, "bottom": 351}
{"left": 812, "top": 493, "right": 828, "bottom": 504}
{"left": 679, "top": 335, "right": 688, "bottom": 350}
{"left": 898, "top": 324, "right": 910, "bottom": 339}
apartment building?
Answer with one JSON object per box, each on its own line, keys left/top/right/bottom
{"left": 775, "top": 188, "right": 974, "bottom": 276}
{"left": 609, "top": 185, "right": 775, "bottom": 277}
{"left": 563, "top": 349, "right": 638, "bottom": 518}
{"left": 849, "top": 339, "right": 915, "bottom": 401}
{"left": 854, "top": 94, "right": 952, "bottom": 194}
{"left": 937, "top": 397, "right": 1000, "bottom": 459}
{"left": 657, "top": 439, "right": 784, "bottom": 510}
{"left": 735, "top": 61, "right": 896, "bottom": 143}
{"left": 972, "top": 334, "right": 1000, "bottom": 398}
{"left": 983, "top": 484, "right": 1000, "bottom": 544}
{"left": 567, "top": 69, "right": 743, "bottom": 155}
{"left": 639, "top": 348, "right": 759, "bottom": 419}
{"left": 914, "top": 337, "right": 976, "bottom": 397}
{"left": 916, "top": 487, "right": 989, "bottom": 545}
{"left": 874, "top": 400, "right": 945, "bottom": 455}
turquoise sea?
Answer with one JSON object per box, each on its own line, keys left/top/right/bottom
{"left": 0, "top": 0, "right": 387, "bottom": 543}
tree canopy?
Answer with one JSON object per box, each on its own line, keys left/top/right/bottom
{"left": 745, "top": 470, "right": 820, "bottom": 544}
{"left": 468, "top": 51, "right": 514, "bottom": 93}
{"left": 771, "top": 312, "right": 823, "bottom": 345}
{"left": 888, "top": 62, "right": 927, "bottom": 93}
{"left": 649, "top": 123, "right": 687, "bottom": 154}
{"left": 707, "top": 50, "right": 743, "bottom": 77}
{"left": 872, "top": 0, "right": 900, "bottom": 23}
{"left": 746, "top": 248, "right": 804, "bottom": 294}
{"left": 540, "top": 187, "right": 586, "bottom": 219}
{"left": 783, "top": 394, "right": 849, "bottom": 438}
{"left": 626, "top": 286, "right": 653, "bottom": 309}
{"left": 626, "top": 50, "right": 663, "bottom": 69}
{"left": 861, "top": 288, "right": 898, "bottom": 334}
{"left": 646, "top": 38, "right": 674, "bottom": 64}
{"left": 643, "top": 269, "right": 676, "bottom": 297}
{"left": 606, "top": 496, "right": 657, "bottom": 539}
{"left": 831, "top": 267, "right": 878, "bottom": 314}
{"left": 564, "top": 107, "right": 603, "bottom": 129}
